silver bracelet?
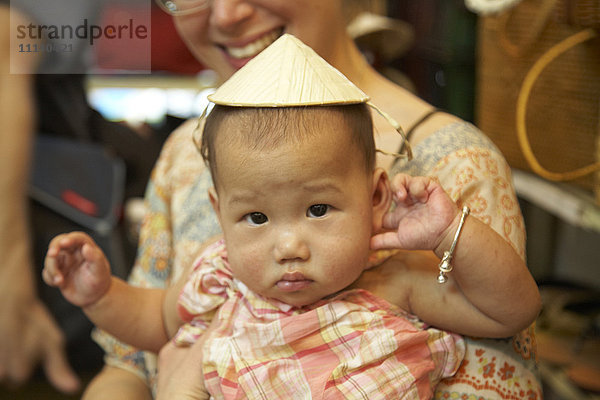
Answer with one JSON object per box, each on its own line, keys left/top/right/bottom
{"left": 437, "top": 206, "right": 470, "bottom": 284}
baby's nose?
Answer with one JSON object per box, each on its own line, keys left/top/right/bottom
{"left": 274, "top": 231, "right": 310, "bottom": 263}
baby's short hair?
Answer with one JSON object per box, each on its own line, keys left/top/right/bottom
{"left": 201, "top": 104, "right": 375, "bottom": 187}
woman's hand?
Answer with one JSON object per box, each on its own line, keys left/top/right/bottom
{"left": 156, "top": 338, "right": 209, "bottom": 400}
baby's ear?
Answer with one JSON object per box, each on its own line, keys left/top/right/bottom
{"left": 371, "top": 168, "right": 391, "bottom": 233}
{"left": 208, "top": 187, "right": 221, "bottom": 219}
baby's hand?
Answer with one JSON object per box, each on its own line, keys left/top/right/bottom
{"left": 371, "top": 174, "right": 459, "bottom": 251}
{"left": 43, "top": 232, "right": 111, "bottom": 308}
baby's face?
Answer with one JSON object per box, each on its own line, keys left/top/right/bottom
{"left": 211, "top": 123, "right": 376, "bottom": 307}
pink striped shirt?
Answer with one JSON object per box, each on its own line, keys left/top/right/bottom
{"left": 175, "top": 240, "right": 464, "bottom": 399}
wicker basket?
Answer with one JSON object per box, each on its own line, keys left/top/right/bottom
{"left": 476, "top": 0, "right": 600, "bottom": 203}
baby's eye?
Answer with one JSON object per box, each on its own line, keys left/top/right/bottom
{"left": 307, "top": 204, "right": 329, "bottom": 218}
{"left": 245, "top": 212, "right": 268, "bottom": 226}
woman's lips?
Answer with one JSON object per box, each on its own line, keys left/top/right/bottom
{"left": 276, "top": 272, "right": 313, "bottom": 292}
{"left": 222, "top": 29, "right": 282, "bottom": 69}
{"left": 225, "top": 29, "right": 281, "bottom": 58}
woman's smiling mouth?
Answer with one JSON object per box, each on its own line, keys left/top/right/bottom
{"left": 224, "top": 29, "right": 283, "bottom": 59}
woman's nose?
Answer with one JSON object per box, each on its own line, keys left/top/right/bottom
{"left": 209, "top": 0, "right": 255, "bottom": 32}
{"left": 274, "top": 231, "right": 310, "bottom": 263}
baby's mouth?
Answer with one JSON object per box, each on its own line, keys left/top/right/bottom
{"left": 276, "top": 271, "right": 313, "bottom": 292}
{"left": 224, "top": 28, "right": 283, "bottom": 59}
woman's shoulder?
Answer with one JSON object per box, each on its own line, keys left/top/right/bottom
{"left": 391, "top": 118, "right": 501, "bottom": 176}
{"left": 374, "top": 80, "right": 474, "bottom": 141}
{"left": 415, "top": 118, "right": 498, "bottom": 156}
{"left": 384, "top": 89, "right": 498, "bottom": 159}
{"left": 372, "top": 82, "right": 471, "bottom": 150}
{"left": 408, "top": 111, "right": 463, "bottom": 144}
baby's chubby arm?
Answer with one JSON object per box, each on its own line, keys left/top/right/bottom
{"left": 43, "top": 232, "right": 168, "bottom": 353}
{"left": 370, "top": 174, "right": 541, "bottom": 338}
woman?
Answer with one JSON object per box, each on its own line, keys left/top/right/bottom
{"left": 85, "top": 1, "right": 541, "bottom": 399}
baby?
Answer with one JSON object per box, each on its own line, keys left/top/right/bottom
{"left": 43, "top": 35, "right": 540, "bottom": 399}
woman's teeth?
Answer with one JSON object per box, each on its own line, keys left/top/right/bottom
{"left": 226, "top": 30, "right": 281, "bottom": 59}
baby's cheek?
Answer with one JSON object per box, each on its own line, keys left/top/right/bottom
{"left": 241, "top": 262, "right": 265, "bottom": 282}
{"left": 228, "top": 247, "right": 267, "bottom": 286}
{"left": 322, "top": 252, "right": 368, "bottom": 287}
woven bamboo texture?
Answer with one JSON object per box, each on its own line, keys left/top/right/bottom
{"left": 476, "top": 0, "right": 600, "bottom": 202}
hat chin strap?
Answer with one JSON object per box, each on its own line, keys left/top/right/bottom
{"left": 368, "top": 101, "right": 413, "bottom": 161}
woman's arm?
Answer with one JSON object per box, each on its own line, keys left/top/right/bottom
{"left": 156, "top": 339, "right": 210, "bottom": 400}
{"left": 83, "top": 366, "right": 152, "bottom": 400}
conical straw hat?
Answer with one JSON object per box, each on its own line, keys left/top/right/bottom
{"left": 208, "top": 34, "right": 369, "bottom": 106}
{"left": 206, "top": 33, "right": 413, "bottom": 159}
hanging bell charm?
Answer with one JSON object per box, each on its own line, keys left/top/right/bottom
{"left": 439, "top": 252, "right": 453, "bottom": 273}
{"left": 437, "top": 272, "right": 448, "bottom": 284}
{"left": 437, "top": 252, "right": 453, "bottom": 284}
